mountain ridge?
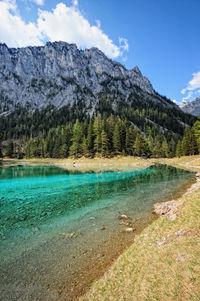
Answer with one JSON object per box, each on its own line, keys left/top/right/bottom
{"left": 179, "top": 97, "right": 200, "bottom": 116}
{"left": 0, "top": 41, "right": 177, "bottom": 114}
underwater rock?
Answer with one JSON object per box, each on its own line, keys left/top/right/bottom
{"left": 59, "top": 232, "right": 82, "bottom": 239}
{"left": 119, "top": 220, "right": 136, "bottom": 227}
{"left": 118, "top": 214, "right": 132, "bottom": 220}
{"left": 124, "top": 227, "right": 136, "bottom": 232}
{"left": 100, "top": 226, "right": 105, "bottom": 230}
{"left": 32, "top": 227, "right": 39, "bottom": 232}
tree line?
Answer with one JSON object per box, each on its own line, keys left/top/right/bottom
{"left": 1, "top": 117, "right": 200, "bottom": 159}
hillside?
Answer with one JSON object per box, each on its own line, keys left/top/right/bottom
{"left": 0, "top": 42, "right": 196, "bottom": 158}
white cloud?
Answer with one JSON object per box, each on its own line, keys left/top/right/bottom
{"left": 181, "top": 71, "right": 200, "bottom": 95}
{"left": 0, "top": 1, "right": 128, "bottom": 59}
{"left": 181, "top": 71, "right": 200, "bottom": 102}
{"left": 172, "top": 99, "right": 177, "bottom": 104}
{"left": 31, "top": 0, "right": 44, "bottom": 6}
{"left": 182, "top": 91, "right": 193, "bottom": 101}
{"left": 0, "top": 0, "right": 42, "bottom": 47}
{"left": 37, "top": 3, "right": 128, "bottom": 58}
{"left": 119, "top": 37, "right": 129, "bottom": 52}
{"left": 96, "top": 19, "right": 101, "bottom": 28}
{"left": 72, "top": 0, "right": 78, "bottom": 7}
{"left": 181, "top": 88, "right": 186, "bottom": 94}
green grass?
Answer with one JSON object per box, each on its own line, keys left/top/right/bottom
{"left": 79, "top": 156, "right": 200, "bottom": 301}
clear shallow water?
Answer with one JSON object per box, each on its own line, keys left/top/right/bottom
{"left": 0, "top": 165, "right": 195, "bottom": 300}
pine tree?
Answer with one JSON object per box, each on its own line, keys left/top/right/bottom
{"left": 93, "top": 117, "right": 102, "bottom": 154}
{"left": 133, "top": 134, "right": 150, "bottom": 157}
{"left": 152, "top": 140, "right": 162, "bottom": 158}
{"left": 6, "top": 140, "right": 14, "bottom": 158}
{"left": 125, "top": 126, "right": 136, "bottom": 155}
{"left": 113, "top": 122, "right": 121, "bottom": 154}
{"left": 161, "top": 139, "right": 170, "bottom": 158}
{"left": 192, "top": 120, "right": 200, "bottom": 153}
{"left": 0, "top": 142, "right": 3, "bottom": 159}
{"left": 87, "top": 121, "right": 94, "bottom": 155}
{"left": 182, "top": 128, "right": 197, "bottom": 156}
{"left": 101, "top": 129, "right": 109, "bottom": 156}
{"left": 81, "top": 136, "right": 89, "bottom": 157}
{"left": 70, "top": 119, "right": 82, "bottom": 157}
{"left": 175, "top": 140, "right": 182, "bottom": 157}
{"left": 169, "top": 138, "right": 176, "bottom": 157}
{"left": 190, "top": 129, "right": 198, "bottom": 155}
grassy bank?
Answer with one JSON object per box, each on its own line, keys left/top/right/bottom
{"left": 1, "top": 156, "right": 152, "bottom": 171}
{"left": 79, "top": 156, "right": 200, "bottom": 301}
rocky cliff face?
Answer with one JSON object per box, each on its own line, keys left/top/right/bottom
{"left": 0, "top": 41, "right": 177, "bottom": 114}
{"left": 179, "top": 97, "right": 200, "bottom": 116}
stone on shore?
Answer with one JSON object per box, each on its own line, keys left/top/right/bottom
{"left": 124, "top": 227, "right": 136, "bottom": 232}
{"left": 118, "top": 214, "right": 132, "bottom": 220}
{"left": 153, "top": 199, "right": 184, "bottom": 221}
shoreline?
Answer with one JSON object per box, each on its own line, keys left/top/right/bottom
{"left": 0, "top": 156, "right": 153, "bottom": 171}
{"left": 79, "top": 156, "right": 200, "bottom": 300}
{"left": 1, "top": 156, "right": 200, "bottom": 300}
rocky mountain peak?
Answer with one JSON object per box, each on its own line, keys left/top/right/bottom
{"left": 132, "top": 65, "right": 142, "bottom": 76}
{"left": 0, "top": 41, "right": 176, "bottom": 114}
{"left": 179, "top": 97, "right": 200, "bottom": 116}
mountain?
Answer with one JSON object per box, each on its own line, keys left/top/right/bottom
{"left": 0, "top": 41, "right": 179, "bottom": 112}
{"left": 179, "top": 97, "right": 200, "bottom": 116}
{"left": 0, "top": 41, "right": 196, "bottom": 145}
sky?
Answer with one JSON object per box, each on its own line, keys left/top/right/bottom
{"left": 0, "top": 0, "right": 200, "bottom": 104}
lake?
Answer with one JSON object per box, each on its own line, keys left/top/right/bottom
{"left": 0, "top": 164, "right": 195, "bottom": 300}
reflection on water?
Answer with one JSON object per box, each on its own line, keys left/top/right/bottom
{"left": 0, "top": 164, "right": 195, "bottom": 300}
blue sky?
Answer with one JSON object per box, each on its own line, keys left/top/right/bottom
{"left": 0, "top": 0, "right": 200, "bottom": 104}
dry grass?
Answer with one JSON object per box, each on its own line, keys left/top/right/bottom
{"left": 154, "top": 155, "right": 200, "bottom": 172}
{"left": 2, "top": 156, "right": 152, "bottom": 171}
{"left": 79, "top": 156, "right": 200, "bottom": 301}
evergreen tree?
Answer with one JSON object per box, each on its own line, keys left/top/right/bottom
{"left": 182, "top": 128, "right": 198, "bottom": 156}
{"left": 6, "top": 140, "right": 14, "bottom": 158}
{"left": 192, "top": 120, "right": 200, "bottom": 153}
{"left": 133, "top": 134, "right": 150, "bottom": 157}
{"left": 101, "top": 129, "right": 109, "bottom": 156}
{"left": 161, "top": 139, "right": 170, "bottom": 158}
{"left": 70, "top": 119, "right": 82, "bottom": 157}
{"left": 175, "top": 140, "right": 182, "bottom": 157}
{"left": 152, "top": 140, "right": 162, "bottom": 158}
{"left": 0, "top": 142, "right": 3, "bottom": 159}
{"left": 93, "top": 117, "right": 102, "bottom": 154}
{"left": 81, "top": 136, "right": 89, "bottom": 157}
{"left": 113, "top": 122, "right": 121, "bottom": 154}
{"left": 87, "top": 121, "right": 94, "bottom": 154}
{"left": 169, "top": 138, "right": 176, "bottom": 157}
{"left": 125, "top": 126, "right": 136, "bottom": 155}
{"left": 190, "top": 129, "right": 198, "bottom": 155}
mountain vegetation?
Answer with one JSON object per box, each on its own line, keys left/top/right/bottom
{"left": 0, "top": 103, "right": 199, "bottom": 159}
{"left": 0, "top": 42, "right": 198, "bottom": 159}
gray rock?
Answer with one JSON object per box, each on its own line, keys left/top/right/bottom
{"left": 179, "top": 97, "right": 200, "bottom": 116}
{"left": 0, "top": 41, "right": 178, "bottom": 114}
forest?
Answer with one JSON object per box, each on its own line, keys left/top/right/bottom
{"left": 0, "top": 102, "right": 199, "bottom": 159}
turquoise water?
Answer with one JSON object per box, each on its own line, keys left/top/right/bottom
{"left": 0, "top": 165, "right": 195, "bottom": 300}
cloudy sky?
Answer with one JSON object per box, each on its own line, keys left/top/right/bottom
{"left": 0, "top": 0, "right": 200, "bottom": 104}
